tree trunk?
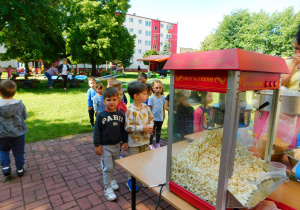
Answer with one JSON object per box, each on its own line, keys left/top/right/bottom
{"left": 25, "top": 62, "right": 29, "bottom": 74}
{"left": 91, "top": 59, "right": 97, "bottom": 76}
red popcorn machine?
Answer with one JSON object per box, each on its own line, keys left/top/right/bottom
{"left": 164, "top": 49, "right": 291, "bottom": 209}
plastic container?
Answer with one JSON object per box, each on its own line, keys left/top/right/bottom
{"left": 269, "top": 162, "right": 287, "bottom": 172}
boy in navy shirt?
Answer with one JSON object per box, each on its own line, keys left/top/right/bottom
{"left": 94, "top": 88, "right": 128, "bottom": 201}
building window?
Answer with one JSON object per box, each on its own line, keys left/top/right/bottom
{"left": 129, "top": 18, "right": 133, "bottom": 22}
{"left": 145, "top": 31, "right": 151, "bottom": 36}
{"left": 166, "top": 34, "right": 172, "bottom": 39}
{"left": 160, "top": 42, "right": 163, "bottom": 46}
{"left": 167, "top": 24, "right": 172, "bottom": 30}
{"left": 138, "top": 19, "right": 142, "bottom": 24}
{"left": 145, "top": 41, "right": 151, "bottom": 46}
{"left": 138, "top": 61, "right": 142, "bottom": 64}
{"left": 168, "top": 43, "right": 172, "bottom": 48}
{"left": 138, "top": 39, "right": 142, "bottom": 44}
{"left": 146, "top": 21, "right": 151, "bottom": 26}
{"left": 129, "top": 28, "right": 133, "bottom": 33}
{"left": 161, "top": 24, "right": 163, "bottom": 28}
{"left": 138, "top": 49, "right": 142, "bottom": 54}
{"left": 154, "top": 26, "right": 157, "bottom": 31}
{"left": 153, "top": 45, "right": 157, "bottom": 50}
{"left": 138, "top": 30, "right": 142, "bottom": 34}
{"left": 160, "top": 34, "right": 163, "bottom": 37}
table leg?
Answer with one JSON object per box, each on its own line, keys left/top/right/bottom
{"left": 131, "top": 176, "right": 136, "bottom": 210}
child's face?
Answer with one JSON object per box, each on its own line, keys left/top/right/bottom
{"left": 135, "top": 90, "right": 148, "bottom": 103}
{"left": 147, "top": 90, "right": 153, "bottom": 97}
{"left": 181, "top": 95, "right": 191, "bottom": 107}
{"left": 118, "top": 90, "right": 123, "bottom": 102}
{"left": 104, "top": 95, "right": 118, "bottom": 111}
{"left": 152, "top": 83, "right": 162, "bottom": 95}
{"left": 89, "top": 80, "right": 96, "bottom": 89}
{"left": 97, "top": 86, "right": 103, "bottom": 94}
{"left": 107, "top": 81, "right": 112, "bottom": 88}
{"left": 206, "top": 92, "right": 213, "bottom": 104}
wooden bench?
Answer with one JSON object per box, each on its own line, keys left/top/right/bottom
{"left": 53, "top": 78, "right": 85, "bottom": 88}
{"left": 12, "top": 79, "right": 41, "bottom": 88}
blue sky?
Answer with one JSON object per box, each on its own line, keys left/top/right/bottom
{"left": 128, "top": 0, "right": 300, "bottom": 51}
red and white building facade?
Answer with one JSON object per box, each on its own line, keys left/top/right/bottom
{"left": 124, "top": 14, "right": 178, "bottom": 70}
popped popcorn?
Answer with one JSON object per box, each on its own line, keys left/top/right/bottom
{"left": 171, "top": 129, "right": 275, "bottom": 207}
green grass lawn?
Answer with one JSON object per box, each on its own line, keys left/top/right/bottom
{"left": 1, "top": 72, "right": 170, "bottom": 142}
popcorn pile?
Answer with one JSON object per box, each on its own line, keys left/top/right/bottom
{"left": 171, "top": 129, "right": 274, "bottom": 207}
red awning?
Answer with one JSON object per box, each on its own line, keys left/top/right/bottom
{"left": 137, "top": 55, "right": 170, "bottom": 62}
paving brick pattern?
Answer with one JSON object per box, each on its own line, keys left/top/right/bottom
{"left": 0, "top": 133, "right": 176, "bottom": 210}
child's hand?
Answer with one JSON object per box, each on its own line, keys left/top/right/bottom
{"left": 123, "top": 143, "right": 128, "bottom": 151}
{"left": 95, "top": 146, "right": 103, "bottom": 156}
{"left": 143, "top": 125, "right": 153, "bottom": 134}
{"left": 88, "top": 107, "right": 93, "bottom": 110}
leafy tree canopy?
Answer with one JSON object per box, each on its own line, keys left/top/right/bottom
{"left": 0, "top": 0, "right": 66, "bottom": 69}
{"left": 66, "top": 0, "right": 135, "bottom": 75}
{"left": 142, "top": 49, "right": 159, "bottom": 65}
{"left": 200, "top": 7, "right": 300, "bottom": 57}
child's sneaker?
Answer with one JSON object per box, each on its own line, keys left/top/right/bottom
{"left": 111, "top": 180, "right": 119, "bottom": 190}
{"left": 2, "top": 167, "right": 11, "bottom": 177}
{"left": 149, "top": 144, "right": 156, "bottom": 150}
{"left": 119, "top": 153, "right": 123, "bottom": 159}
{"left": 155, "top": 143, "right": 161, "bottom": 148}
{"left": 127, "top": 179, "right": 139, "bottom": 191}
{"left": 104, "top": 187, "right": 117, "bottom": 201}
{"left": 17, "top": 167, "right": 25, "bottom": 177}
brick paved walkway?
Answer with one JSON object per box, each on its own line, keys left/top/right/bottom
{"left": 0, "top": 133, "right": 176, "bottom": 210}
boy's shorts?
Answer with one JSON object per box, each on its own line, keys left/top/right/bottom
{"left": 127, "top": 144, "right": 148, "bottom": 156}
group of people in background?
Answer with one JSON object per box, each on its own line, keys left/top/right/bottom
{"left": 0, "top": 65, "right": 13, "bottom": 79}
{"left": 45, "top": 58, "right": 71, "bottom": 91}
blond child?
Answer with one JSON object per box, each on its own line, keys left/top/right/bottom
{"left": 87, "top": 78, "right": 97, "bottom": 127}
{"left": 148, "top": 80, "right": 165, "bottom": 149}
{"left": 125, "top": 82, "right": 154, "bottom": 191}
{"left": 115, "top": 86, "right": 127, "bottom": 115}
{"left": 144, "top": 83, "right": 153, "bottom": 105}
{"left": 92, "top": 83, "right": 105, "bottom": 116}
{"left": 174, "top": 90, "right": 194, "bottom": 141}
{"left": 111, "top": 79, "right": 127, "bottom": 104}
{"left": 194, "top": 92, "right": 214, "bottom": 132}
{"left": 106, "top": 76, "right": 116, "bottom": 88}
{"left": 0, "top": 80, "right": 28, "bottom": 177}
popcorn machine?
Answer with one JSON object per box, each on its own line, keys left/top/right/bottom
{"left": 164, "top": 49, "right": 290, "bottom": 209}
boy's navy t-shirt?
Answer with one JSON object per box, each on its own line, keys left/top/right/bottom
{"left": 93, "top": 110, "right": 128, "bottom": 146}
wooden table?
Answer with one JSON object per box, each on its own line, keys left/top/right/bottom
{"left": 11, "top": 73, "right": 32, "bottom": 80}
{"left": 115, "top": 145, "right": 196, "bottom": 210}
{"left": 116, "top": 137, "right": 300, "bottom": 210}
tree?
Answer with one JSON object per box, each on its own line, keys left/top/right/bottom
{"left": 0, "top": 0, "right": 66, "bottom": 70}
{"left": 66, "top": 0, "right": 135, "bottom": 76}
{"left": 142, "top": 49, "right": 159, "bottom": 66}
{"left": 161, "top": 42, "right": 170, "bottom": 55}
{"left": 200, "top": 7, "right": 300, "bottom": 57}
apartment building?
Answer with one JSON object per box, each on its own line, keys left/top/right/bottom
{"left": 123, "top": 13, "right": 178, "bottom": 70}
